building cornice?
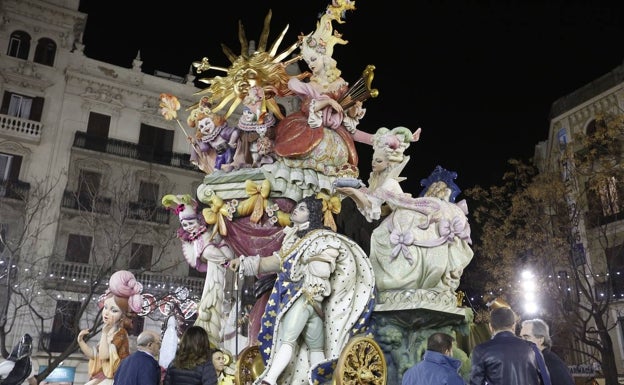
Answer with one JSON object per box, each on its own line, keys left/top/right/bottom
{"left": 2, "top": 0, "right": 86, "bottom": 49}
{"left": 0, "top": 59, "right": 54, "bottom": 92}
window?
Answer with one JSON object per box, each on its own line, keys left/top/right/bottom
{"left": 49, "top": 300, "right": 80, "bottom": 352}
{"left": 0, "top": 153, "right": 22, "bottom": 181}
{"left": 87, "top": 112, "right": 111, "bottom": 137}
{"left": 138, "top": 181, "right": 159, "bottom": 205}
{"left": 129, "top": 243, "right": 152, "bottom": 271}
{"left": 7, "top": 94, "right": 31, "bottom": 119}
{"left": 78, "top": 170, "right": 102, "bottom": 196}
{"left": 7, "top": 31, "right": 30, "bottom": 60}
{"left": 597, "top": 177, "right": 621, "bottom": 217}
{"left": 85, "top": 112, "right": 110, "bottom": 151}
{"left": 138, "top": 124, "right": 173, "bottom": 163}
{"left": 606, "top": 245, "right": 624, "bottom": 297}
{"left": 65, "top": 234, "right": 92, "bottom": 263}
{"left": 0, "top": 91, "right": 44, "bottom": 121}
{"left": 33, "top": 37, "right": 56, "bottom": 66}
{"left": 586, "top": 177, "right": 624, "bottom": 226}
{"left": 77, "top": 170, "right": 102, "bottom": 210}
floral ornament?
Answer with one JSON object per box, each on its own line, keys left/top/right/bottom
{"left": 265, "top": 203, "right": 280, "bottom": 225}
{"left": 226, "top": 199, "right": 238, "bottom": 216}
{"left": 159, "top": 93, "right": 181, "bottom": 121}
{"left": 158, "top": 93, "right": 206, "bottom": 164}
{"left": 265, "top": 202, "right": 290, "bottom": 227}
{"left": 316, "top": 192, "right": 341, "bottom": 231}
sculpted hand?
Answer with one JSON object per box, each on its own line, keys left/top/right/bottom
{"left": 329, "top": 99, "right": 343, "bottom": 112}
{"left": 346, "top": 101, "right": 364, "bottom": 119}
{"left": 335, "top": 186, "right": 356, "bottom": 197}
{"left": 77, "top": 328, "right": 90, "bottom": 342}
{"left": 316, "top": 99, "right": 343, "bottom": 113}
{"left": 228, "top": 258, "right": 240, "bottom": 272}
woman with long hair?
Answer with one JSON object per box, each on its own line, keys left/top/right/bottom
{"left": 163, "top": 326, "right": 217, "bottom": 385}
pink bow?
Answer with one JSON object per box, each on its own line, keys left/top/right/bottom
{"left": 173, "top": 204, "right": 185, "bottom": 215}
{"left": 389, "top": 228, "right": 415, "bottom": 264}
{"left": 439, "top": 217, "right": 471, "bottom": 243}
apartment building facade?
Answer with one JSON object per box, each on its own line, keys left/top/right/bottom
{"left": 535, "top": 62, "right": 624, "bottom": 378}
{"left": 0, "top": 0, "right": 298, "bottom": 382}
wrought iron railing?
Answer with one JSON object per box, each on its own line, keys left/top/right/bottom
{"left": 61, "top": 190, "right": 112, "bottom": 214}
{"left": 72, "top": 131, "right": 199, "bottom": 172}
{"left": 61, "top": 190, "right": 169, "bottom": 224}
{"left": 128, "top": 201, "right": 170, "bottom": 224}
{"left": 45, "top": 260, "right": 204, "bottom": 297}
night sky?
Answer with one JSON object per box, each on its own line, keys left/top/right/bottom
{"left": 78, "top": 0, "right": 624, "bottom": 195}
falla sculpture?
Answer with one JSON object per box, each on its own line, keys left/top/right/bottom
{"left": 156, "top": 1, "right": 474, "bottom": 384}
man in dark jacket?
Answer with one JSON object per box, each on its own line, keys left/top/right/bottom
{"left": 469, "top": 307, "right": 551, "bottom": 385}
{"left": 114, "top": 330, "right": 162, "bottom": 385}
{"left": 520, "top": 319, "right": 575, "bottom": 385}
{"left": 402, "top": 332, "right": 465, "bottom": 385}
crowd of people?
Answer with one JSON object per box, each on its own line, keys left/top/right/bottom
{"left": 0, "top": 306, "right": 577, "bottom": 385}
{"left": 401, "top": 307, "right": 576, "bottom": 385}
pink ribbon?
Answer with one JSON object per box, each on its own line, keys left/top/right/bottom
{"left": 389, "top": 228, "right": 415, "bottom": 264}
{"left": 173, "top": 204, "right": 185, "bottom": 215}
{"left": 438, "top": 217, "right": 471, "bottom": 243}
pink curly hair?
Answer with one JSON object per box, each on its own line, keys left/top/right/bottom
{"left": 103, "top": 270, "right": 144, "bottom": 314}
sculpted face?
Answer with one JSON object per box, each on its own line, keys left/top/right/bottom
{"left": 290, "top": 202, "right": 310, "bottom": 225}
{"left": 240, "top": 108, "right": 256, "bottom": 124}
{"left": 180, "top": 217, "right": 200, "bottom": 234}
{"left": 371, "top": 151, "right": 389, "bottom": 173}
{"left": 102, "top": 296, "right": 123, "bottom": 326}
{"left": 304, "top": 52, "right": 320, "bottom": 74}
{"left": 198, "top": 116, "right": 216, "bottom": 136}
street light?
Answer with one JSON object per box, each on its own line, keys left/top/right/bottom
{"left": 521, "top": 269, "right": 538, "bottom": 314}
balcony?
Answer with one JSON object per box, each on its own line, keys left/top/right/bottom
{"left": 0, "top": 114, "right": 42, "bottom": 143}
{"left": 128, "top": 201, "right": 170, "bottom": 225}
{"left": 72, "top": 131, "right": 200, "bottom": 172}
{"left": 61, "top": 190, "right": 112, "bottom": 214}
{"left": 0, "top": 179, "right": 30, "bottom": 200}
{"left": 44, "top": 260, "right": 205, "bottom": 298}
{"left": 60, "top": 191, "right": 169, "bottom": 225}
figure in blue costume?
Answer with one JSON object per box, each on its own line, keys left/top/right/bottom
{"left": 229, "top": 195, "right": 375, "bottom": 385}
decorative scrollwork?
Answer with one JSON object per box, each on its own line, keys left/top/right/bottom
{"left": 335, "top": 336, "right": 387, "bottom": 385}
{"left": 235, "top": 345, "right": 264, "bottom": 385}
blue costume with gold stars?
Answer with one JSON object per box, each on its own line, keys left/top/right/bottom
{"left": 256, "top": 228, "right": 375, "bottom": 385}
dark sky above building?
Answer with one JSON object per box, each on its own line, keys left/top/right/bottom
{"left": 78, "top": 0, "right": 624, "bottom": 195}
